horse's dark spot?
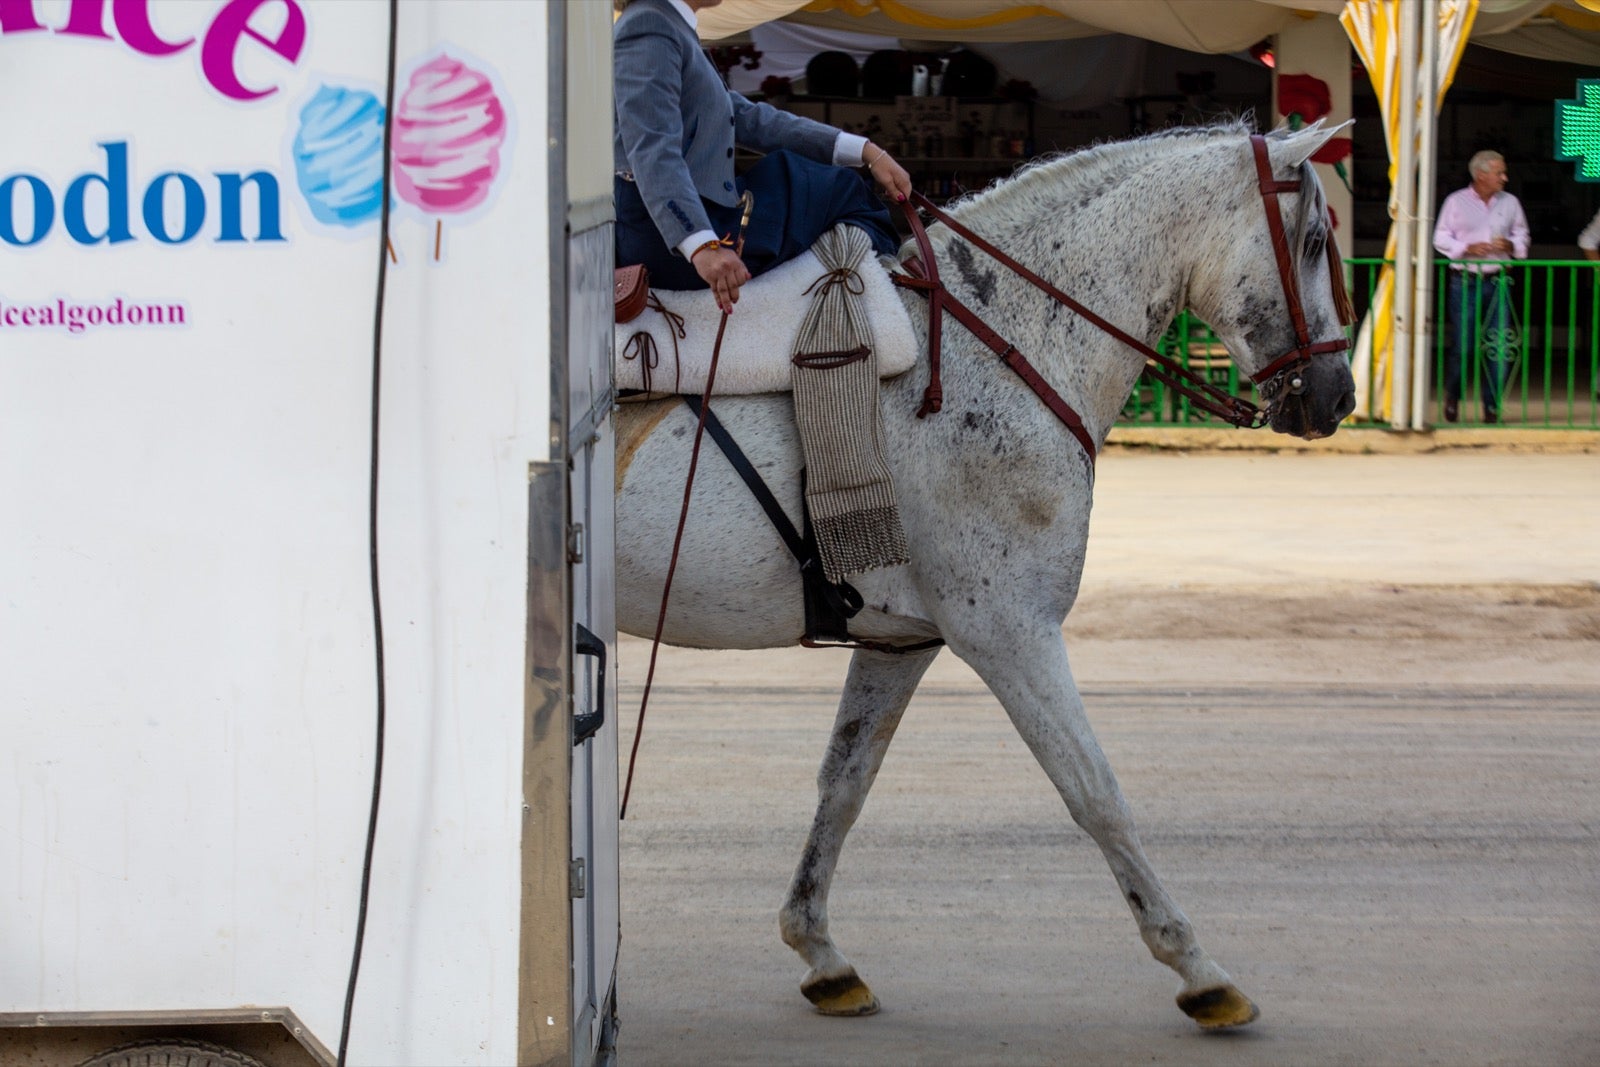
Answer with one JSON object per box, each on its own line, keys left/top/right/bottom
{"left": 1238, "top": 292, "right": 1281, "bottom": 350}
{"left": 1129, "top": 891, "right": 1146, "bottom": 913}
{"left": 949, "top": 241, "right": 997, "bottom": 304}
{"left": 838, "top": 720, "right": 861, "bottom": 744}
{"left": 1019, "top": 496, "right": 1055, "bottom": 528}
{"left": 963, "top": 410, "right": 999, "bottom": 438}
{"left": 1052, "top": 240, "right": 1062, "bottom": 252}
{"left": 966, "top": 597, "right": 976, "bottom": 606}
{"left": 981, "top": 578, "right": 990, "bottom": 587}
{"left": 1074, "top": 178, "right": 1118, "bottom": 211}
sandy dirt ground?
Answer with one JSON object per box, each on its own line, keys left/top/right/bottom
{"left": 614, "top": 451, "right": 1600, "bottom": 1066}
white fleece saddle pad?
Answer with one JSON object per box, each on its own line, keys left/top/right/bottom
{"left": 615, "top": 252, "right": 917, "bottom": 396}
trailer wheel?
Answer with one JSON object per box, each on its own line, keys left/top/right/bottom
{"left": 77, "top": 1039, "right": 270, "bottom": 1067}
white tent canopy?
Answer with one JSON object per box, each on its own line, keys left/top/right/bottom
{"left": 699, "top": 0, "right": 1346, "bottom": 50}
{"left": 698, "top": 0, "right": 1600, "bottom": 63}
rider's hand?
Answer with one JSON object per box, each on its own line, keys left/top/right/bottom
{"left": 864, "top": 142, "right": 913, "bottom": 203}
{"left": 693, "top": 245, "right": 751, "bottom": 314}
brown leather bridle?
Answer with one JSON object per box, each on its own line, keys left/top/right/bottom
{"left": 893, "top": 133, "right": 1356, "bottom": 466}
{"left": 1244, "top": 133, "right": 1358, "bottom": 401}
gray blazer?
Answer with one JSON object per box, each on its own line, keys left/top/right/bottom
{"left": 613, "top": 0, "right": 839, "bottom": 253}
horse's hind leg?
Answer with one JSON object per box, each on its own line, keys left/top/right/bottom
{"left": 780, "top": 645, "right": 939, "bottom": 1017}
{"left": 958, "top": 632, "right": 1259, "bottom": 1030}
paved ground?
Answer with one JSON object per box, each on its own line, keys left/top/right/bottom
{"left": 614, "top": 450, "right": 1600, "bottom": 1066}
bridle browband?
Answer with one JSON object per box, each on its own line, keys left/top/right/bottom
{"left": 892, "top": 133, "right": 1356, "bottom": 465}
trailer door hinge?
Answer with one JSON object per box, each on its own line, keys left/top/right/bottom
{"left": 567, "top": 522, "right": 585, "bottom": 564}
{"left": 569, "top": 858, "right": 587, "bottom": 899}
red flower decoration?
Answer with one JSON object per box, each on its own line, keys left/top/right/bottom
{"left": 1278, "top": 73, "right": 1332, "bottom": 124}
{"left": 1312, "top": 137, "right": 1352, "bottom": 165}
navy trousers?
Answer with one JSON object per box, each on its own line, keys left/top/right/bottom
{"left": 1444, "top": 271, "right": 1515, "bottom": 414}
{"left": 615, "top": 149, "right": 899, "bottom": 291}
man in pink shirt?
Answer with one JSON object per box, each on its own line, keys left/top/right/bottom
{"left": 1432, "top": 150, "right": 1530, "bottom": 423}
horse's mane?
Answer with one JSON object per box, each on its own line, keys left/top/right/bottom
{"left": 947, "top": 118, "right": 1328, "bottom": 261}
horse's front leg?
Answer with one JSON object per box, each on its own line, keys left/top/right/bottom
{"left": 780, "top": 645, "right": 940, "bottom": 1017}
{"left": 953, "top": 628, "right": 1260, "bottom": 1030}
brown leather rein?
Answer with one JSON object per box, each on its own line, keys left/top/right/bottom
{"left": 891, "top": 133, "right": 1356, "bottom": 466}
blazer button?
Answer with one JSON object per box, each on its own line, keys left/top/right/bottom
{"left": 726, "top": 148, "right": 733, "bottom": 157}
{"left": 723, "top": 181, "right": 733, "bottom": 190}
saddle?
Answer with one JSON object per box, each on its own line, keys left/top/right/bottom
{"left": 616, "top": 225, "right": 913, "bottom": 593}
{"left": 612, "top": 249, "right": 917, "bottom": 397}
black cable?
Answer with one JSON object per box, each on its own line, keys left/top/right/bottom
{"left": 338, "top": 2, "right": 399, "bottom": 1063}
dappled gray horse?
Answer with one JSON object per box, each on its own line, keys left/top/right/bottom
{"left": 615, "top": 121, "right": 1356, "bottom": 1030}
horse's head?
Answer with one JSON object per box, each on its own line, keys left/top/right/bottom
{"left": 1187, "top": 123, "right": 1358, "bottom": 439}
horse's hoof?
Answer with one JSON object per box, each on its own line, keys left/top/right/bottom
{"left": 1177, "top": 984, "right": 1260, "bottom": 1029}
{"left": 802, "top": 972, "right": 880, "bottom": 1017}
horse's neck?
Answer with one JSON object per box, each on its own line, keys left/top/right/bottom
{"left": 933, "top": 161, "right": 1196, "bottom": 438}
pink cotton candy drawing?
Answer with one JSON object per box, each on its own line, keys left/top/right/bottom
{"left": 391, "top": 52, "right": 507, "bottom": 260}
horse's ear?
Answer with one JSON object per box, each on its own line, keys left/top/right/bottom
{"left": 1270, "top": 119, "right": 1354, "bottom": 171}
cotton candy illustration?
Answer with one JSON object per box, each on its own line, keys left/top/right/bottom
{"left": 293, "top": 85, "right": 387, "bottom": 227}
{"left": 392, "top": 53, "right": 507, "bottom": 259}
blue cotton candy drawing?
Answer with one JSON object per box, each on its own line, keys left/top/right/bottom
{"left": 294, "top": 86, "right": 387, "bottom": 227}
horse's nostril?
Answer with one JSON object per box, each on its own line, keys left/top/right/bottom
{"left": 1334, "top": 388, "right": 1356, "bottom": 422}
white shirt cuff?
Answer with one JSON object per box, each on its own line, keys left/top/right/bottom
{"left": 834, "top": 132, "right": 868, "bottom": 167}
{"left": 677, "top": 229, "right": 719, "bottom": 261}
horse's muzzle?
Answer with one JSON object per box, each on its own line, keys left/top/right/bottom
{"left": 1267, "top": 359, "right": 1356, "bottom": 439}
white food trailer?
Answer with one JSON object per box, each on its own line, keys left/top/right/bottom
{"left": 1, "top": 2, "right": 619, "bottom": 1064}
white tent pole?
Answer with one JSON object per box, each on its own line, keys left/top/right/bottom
{"left": 1409, "top": 2, "right": 1440, "bottom": 431}
{"left": 1390, "top": 0, "right": 1419, "bottom": 430}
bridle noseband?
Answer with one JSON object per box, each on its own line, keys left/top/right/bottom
{"left": 893, "top": 133, "right": 1357, "bottom": 463}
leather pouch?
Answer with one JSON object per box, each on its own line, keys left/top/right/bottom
{"left": 614, "top": 264, "right": 649, "bottom": 324}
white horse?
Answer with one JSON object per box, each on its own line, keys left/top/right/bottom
{"left": 614, "top": 121, "right": 1356, "bottom": 1030}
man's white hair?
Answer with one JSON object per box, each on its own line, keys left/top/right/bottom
{"left": 1468, "top": 150, "right": 1505, "bottom": 177}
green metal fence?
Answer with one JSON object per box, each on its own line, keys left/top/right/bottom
{"left": 1423, "top": 258, "right": 1599, "bottom": 428}
{"left": 1119, "top": 257, "right": 1600, "bottom": 429}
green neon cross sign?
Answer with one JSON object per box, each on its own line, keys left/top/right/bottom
{"left": 1555, "top": 79, "right": 1600, "bottom": 182}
